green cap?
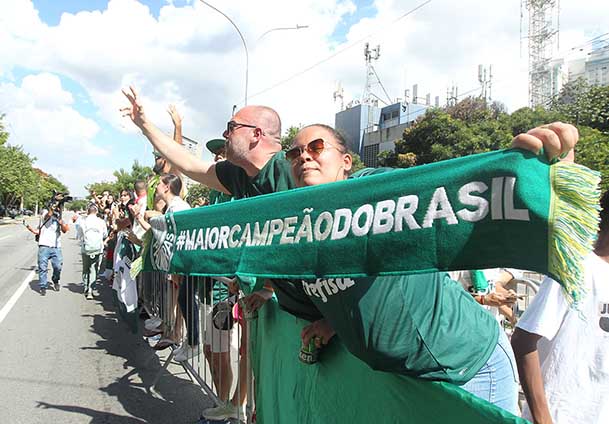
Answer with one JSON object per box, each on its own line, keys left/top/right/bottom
{"left": 206, "top": 138, "right": 226, "bottom": 154}
{"left": 153, "top": 150, "right": 162, "bottom": 158}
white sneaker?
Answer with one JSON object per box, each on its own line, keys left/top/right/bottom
{"left": 203, "top": 402, "right": 245, "bottom": 420}
{"left": 144, "top": 317, "right": 162, "bottom": 331}
{"left": 174, "top": 344, "right": 198, "bottom": 362}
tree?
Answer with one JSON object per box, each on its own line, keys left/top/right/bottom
{"left": 113, "top": 160, "right": 153, "bottom": 192}
{"left": 575, "top": 126, "right": 609, "bottom": 193}
{"left": 0, "top": 144, "right": 37, "bottom": 208}
{"left": 445, "top": 97, "right": 493, "bottom": 123}
{"left": 0, "top": 114, "right": 8, "bottom": 146}
{"left": 550, "top": 79, "right": 609, "bottom": 133}
{"left": 65, "top": 199, "right": 88, "bottom": 211}
{"left": 85, "top": 160, "right": 153, "bottom": 196}
{"left": 350, "top": 151, "right": 366, "bottom": 173}
{"left": 280, "top": 125, "right": 301, "bottom": 151}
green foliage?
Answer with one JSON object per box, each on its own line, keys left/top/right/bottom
{"left": 550, "top": 79, "right": 609, "bottom": 133}
{"left": 395, "top": 108, "right": 508, "bottom": 165}
{"left": 85, "top": 160, "right": 153, "bottom": 196}
{"left": 0, "top": 114, "right": 8, "bottom": 146}
{"left": 575, "top": 126, "right": 609, "bottom": 193}
{"left": 0, "top": 143, "right": 37, "bottom": 207}
{"left": 350, "top": 151, "right": 366, "bottom": 174}
{"left": 504, "top": 106, "right": 565, "bottom": 136}
{"left": 280, "top": 125, "right": 301, "bottom": 151}
{"left": 185, "top": 183, "right": 211, "bottom": 207}
{"left": 65, "top": 199, "right": 88, "bottom": 212}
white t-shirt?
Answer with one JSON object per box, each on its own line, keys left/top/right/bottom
{"left": 131, "top": 195, "right": 147, "bottom": 239}
{"left": 77, "top": 214, "right": 108, "bottom": 254}
{"left": 38, "top": 209, "right": 61, "bottom": 248}
{"left": 516, "top": 254, "right": 609, "bottom": 423}
{"left": 166, "top": 196, "right": 190, "bottom": 213}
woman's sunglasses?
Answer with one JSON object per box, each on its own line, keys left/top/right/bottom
{"left": 286, "top": 138, "right": 340, "bottom": 162}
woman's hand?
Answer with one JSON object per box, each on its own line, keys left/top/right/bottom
{"left": 511, "top": 122, "right": 577, "bottom": 163}
{"left": 242, "top": 287, "right": 273, "bottom": 312}
{"left": 301, "top": 319, "right": 336, "bottom": 349}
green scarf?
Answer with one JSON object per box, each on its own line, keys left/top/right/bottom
{"left": 143, "top": 149, "right": 600, "bottom": 305}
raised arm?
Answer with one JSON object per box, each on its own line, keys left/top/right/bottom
{"left": 120, "top": 86, "right": 228, "bottom": 193}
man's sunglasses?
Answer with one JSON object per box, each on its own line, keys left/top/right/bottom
{"left": 285, "top": 138, "right": 340, "bottom": 162}
{"left": 226, "top": 120, "right": 257, "bottom": 134}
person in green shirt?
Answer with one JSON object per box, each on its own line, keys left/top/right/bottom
{"left": 279, "top": 122, "right": 578, "bottom": 415}
{"left": 122, "top": 86, "right": 577, "bottom": 414}
{"left": 121, "top": 86, "right": 296, "bottom": 199}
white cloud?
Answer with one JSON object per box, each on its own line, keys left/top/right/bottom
{"left": 0, "top": 72, "right": 106, "bottom": 196}
{"left": 0, "top": 0, "right": 607, "bottom": 193}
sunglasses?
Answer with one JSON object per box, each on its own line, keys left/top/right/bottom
{"left": 285, "top": 138, "right": 340, "bottom": 162}
{"left": 226, "top": 120, "right": 257, "bottom": 134}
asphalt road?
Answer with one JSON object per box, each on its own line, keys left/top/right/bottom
{"left": 0, "top": 218, "right": 211, "bottom": 424}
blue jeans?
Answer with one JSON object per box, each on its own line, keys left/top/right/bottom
{"left": 461, "top": 330, "right": 519, "bottom": 415}
{"left": 38, "top": 246, "right": 63, "bottom": 289}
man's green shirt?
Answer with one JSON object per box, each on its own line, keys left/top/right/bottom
{"left": 215, "top": 151, "right": 296, "bottom": 199}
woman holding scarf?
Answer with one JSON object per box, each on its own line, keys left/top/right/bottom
{"left": 272, "top": 123, "right": 576, "bottom": 414}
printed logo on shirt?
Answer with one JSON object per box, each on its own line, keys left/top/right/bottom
{"left": 302, "top": 278, "right": 355, "bottom": 303}
{"left": 599, "top": 302, "right": 609, "bottom": 333}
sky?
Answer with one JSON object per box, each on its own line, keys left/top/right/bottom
{"left": 0, "top": 0, "right": 607, "bottom": 197}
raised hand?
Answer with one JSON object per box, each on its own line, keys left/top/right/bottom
{"left": 120, "top": 85, "right": 147, "bottom": 129}
{"left": 511, "top": 122, "right": 577, "bottom": 163}
{"left": 167, "top": 104, "right": 182, "bottom": 127}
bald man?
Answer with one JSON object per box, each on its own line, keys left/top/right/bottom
{"left": 122, "top": 87, "right": 295, "bottom": 198}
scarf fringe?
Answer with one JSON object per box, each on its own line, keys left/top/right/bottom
{"left": 549, "top": 162, "right": 601, "bottom": 306}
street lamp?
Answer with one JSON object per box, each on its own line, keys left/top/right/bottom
{"left": 257, "top": 25, "right": 309, "bottom": 43}
{"left": 200, "top": 0, "right": 249, "bottom": 105}
{"left": 200, "top": 1, "right": 308, "bottom": 106}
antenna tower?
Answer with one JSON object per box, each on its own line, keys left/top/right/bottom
{"left": 523, "top": 0, "right": 560, "bottom": 107}
{"left": 362, "top": 42, "right": 381, "bottom": 105}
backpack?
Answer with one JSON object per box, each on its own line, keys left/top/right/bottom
{"left": 82, "top": 219, "right": 104, "bottom": 255}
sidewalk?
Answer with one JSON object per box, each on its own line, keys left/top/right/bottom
{"left": 0, "top": 228, "right": 211, "bottom": 424}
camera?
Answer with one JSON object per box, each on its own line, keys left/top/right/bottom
{"left": 47, "top": 190, "right": 73, "bottom": 218}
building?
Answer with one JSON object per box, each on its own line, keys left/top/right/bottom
{"left": 548, "top": 44, "right": 609, "bottom": 97}
{"left": 335, "top": 100, "right": 430, "bottom": 168}
{"left": 181, "top": 135, "right": 203, "bottom": 192}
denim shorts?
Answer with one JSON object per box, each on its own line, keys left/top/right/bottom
{"left": 461, "top": 330, "right": 519, "bottom": 415}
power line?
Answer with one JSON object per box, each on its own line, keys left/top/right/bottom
{"left": 243, "top": 0, "right": 432, "bottom": 104}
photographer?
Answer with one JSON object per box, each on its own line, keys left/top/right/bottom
{"left": 26, "top": 194, "right": 70, "bottom": 296}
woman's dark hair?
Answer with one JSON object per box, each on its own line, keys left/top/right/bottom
{"left": 301, "top": 123, "right": 348, "bottom": 152}
{"left": 161, "top": 174, "right": 182, "bottom": 196}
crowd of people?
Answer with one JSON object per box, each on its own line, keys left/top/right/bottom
{"left": 27, "top": 88, "right": 601, "bottom": 423}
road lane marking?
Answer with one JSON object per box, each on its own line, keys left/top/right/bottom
{"left": 0, "top": 270, "right": 36, "bottom": 326}
{"left": 0, "top": 235, "right": 13, "bottom": 242}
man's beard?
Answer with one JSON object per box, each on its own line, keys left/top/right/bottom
{"left": 153, "top": 161, "right": 164, "bottom": 175}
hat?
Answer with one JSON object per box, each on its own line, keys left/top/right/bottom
{"left": 153, "top": 150, "right": 163, "bottom": 159}
{"left": 206, "top": 138, "right": 226, "bottom": 154}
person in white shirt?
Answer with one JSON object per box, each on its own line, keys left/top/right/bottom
{"left": 511, "top": 189, "right": 609, "bottom": 424}
{"left": 77, "top": 204, "right": 108, "bottom": 300}
{"left": 26, "top": 205, "right": 69, "bottom": 295}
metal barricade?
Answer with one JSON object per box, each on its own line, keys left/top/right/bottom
{"left": 138, "top": 272, "right": 255, "bottom": 423}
